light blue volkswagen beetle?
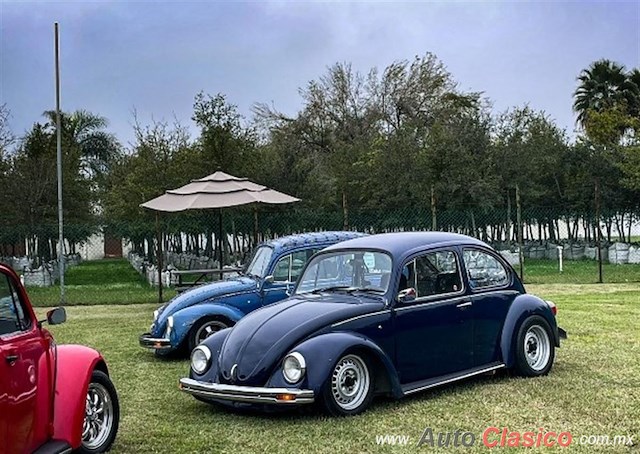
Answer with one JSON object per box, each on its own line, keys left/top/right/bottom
{"left": 139, "top": 231, "right": 364, "bottom": 356}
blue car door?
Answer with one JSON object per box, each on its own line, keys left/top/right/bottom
{"left": 393, "top": 249, "right": 474, "bottom": 384}
{"left": 461, "top": 248, "right": 517, "bottom": 366}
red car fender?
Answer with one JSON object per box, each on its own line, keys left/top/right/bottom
{"left": 52, "top": 344, "right": 108, "bottom": 448}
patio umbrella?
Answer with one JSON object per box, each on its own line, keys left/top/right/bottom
{"left": 141, "top": 171, "right": 300, "bottom": 302}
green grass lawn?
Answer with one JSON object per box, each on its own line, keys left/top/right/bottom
{"left": 24, "top": 257, "right": 640, "bottom": 308}
{"left": 38, "top": 283, "right": 639, "bottom": 453}
{"left": 522, "top": 258, "right": 640, "bottom": 285}
{"left": 27, "top": 259, "right": 176, "bottom": 307}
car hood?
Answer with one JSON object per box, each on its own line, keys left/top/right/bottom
{"left": 216, "top": 293, "right": 384, "bottom": 386}
{"left": 154, "top": 276, "right": 257, "bottom": 331}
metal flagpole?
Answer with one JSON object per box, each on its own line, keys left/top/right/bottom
{"left": 55, "top": 23, "right": 65, "bottom": 303}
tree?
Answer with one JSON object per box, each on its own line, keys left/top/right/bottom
{"left": 492, "top": 107, "right": 570, "bottom": 241}
{"left": 7, "top": 121, "right": 94, "bottom": 262}
{"left": 573, "top": 59, "right": 639, "bottom": 137}
{"left": 191, "top": 92, "right": 258, "bottom": 177}
{"left": 42, "top": 109, "right": 121, "bottom": 187}
{"left": 0, "top": 104, "right": 14, "bottom": 155}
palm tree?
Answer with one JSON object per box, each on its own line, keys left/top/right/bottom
{"left": 573, "top": 59, "right": 639, "bottom": 128}
{"left": 43, "top": 109, "right": 120, "bottom": 178}
{"left": 627, "top": 68, "right": 640, "bottom": 119}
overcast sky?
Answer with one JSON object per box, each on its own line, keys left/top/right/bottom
{"left": 1, "top": 1, "right": 638, "bottom": 147}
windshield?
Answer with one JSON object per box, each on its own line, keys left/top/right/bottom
{"left": 244, "top": 246, "right": 273, "bottom": 278}
{"left": 295, "top": 250, "right": 392, "bottom": 294}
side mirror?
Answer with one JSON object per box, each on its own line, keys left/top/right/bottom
{"left": 46, "top": 306, "right": 66, "bottom": 325}
{"left": 398, "top": 288, "right": 416, "bottom": 303}
{"left": 264, "top": 275, "right": 274, "bottom": 284}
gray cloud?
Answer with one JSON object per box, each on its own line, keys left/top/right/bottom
{"left": 1, "top": 1, "right": 638, "bottom": 146}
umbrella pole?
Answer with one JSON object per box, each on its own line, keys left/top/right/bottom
{"left": 156, "top": 212, "right": 163, "bottom": 304}
{"left": 218, "top": 209, "right": 223, "bottom": 280}
{"left": 253, "top": 206, "right": 259, "bottom": 246}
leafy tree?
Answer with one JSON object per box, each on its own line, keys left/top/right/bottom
{"left": 192, "top": 92, "right": 258, "bottom": 177}
{"left": 0, "top": 104, "right": 14, "bottom": 155}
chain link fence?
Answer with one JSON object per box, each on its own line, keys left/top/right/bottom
{"left": 2, "top": 204, "right": 639, "bottom": 298}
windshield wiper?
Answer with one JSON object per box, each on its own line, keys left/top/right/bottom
{"left": 310, "top": 285, "right": 354, "bottom": 294}
{"left": 349, "top": 286, "right": 385, "bottom": 293}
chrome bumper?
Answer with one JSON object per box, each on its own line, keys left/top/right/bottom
{"left": 139, "top": 333, "right": 172, "bottom": 350}
{"left": 179, "top": 378, "right": 315, "bottom": 405}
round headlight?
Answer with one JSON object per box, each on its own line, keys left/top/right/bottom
{"left": 282, "top": 352, "right": 306, "bottom": 384}
{"left": 191, "top": 346, "right": 211, "bottom": 375}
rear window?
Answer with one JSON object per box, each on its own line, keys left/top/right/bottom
{"left": 463, "top": 249, "right": 510, "bottom": 289}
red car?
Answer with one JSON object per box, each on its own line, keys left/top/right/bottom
{"left": 0, "top": 264, "right": 119, "bottom": 453}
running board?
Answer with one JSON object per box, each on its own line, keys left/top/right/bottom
{"left": 402, "top": 362, "right": 505, "bottom": 396}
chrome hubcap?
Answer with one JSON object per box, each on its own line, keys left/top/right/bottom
{"left": 524, "top": 325, "right": 551, "bottom": 371}
{"left": 331, "top": 355, "right": 370, "bottom": 410}
{"left": 82, "top": 382, "right": 113, "bottom": 449}
{"left": 196, "top": 321, "right": 226, "bottom": 344}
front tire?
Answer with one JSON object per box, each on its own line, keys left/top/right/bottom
{"left": 188, "top": 317, "right": 230, "bottom": 351}
{"left": 78, "top": 370, "right": 119, "bottom": 453}
{"left": 515, "top": 315, "right": 555, "bottom": 377}
{"left": 320, "top": 353, "right": 374, "bottom": 416}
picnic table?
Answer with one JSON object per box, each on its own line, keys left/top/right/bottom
{"left": 170, "top": 267, "right": 243, "bottom": 292}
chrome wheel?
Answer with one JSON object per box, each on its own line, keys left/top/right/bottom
{"left": 524, "top": 324, "right": 551, "bottom": 372}
{"left": 82, "top": 382, "right": 115, "bottom": 450}
{"left": 330, "top": 354, "right": 371, "bottom": 411}
{"left": 195, "top": 320, "right": 227, "bottom": 345}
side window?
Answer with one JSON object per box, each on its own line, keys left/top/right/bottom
{"left": 272, "top": 255, "right": 291, "bottom": 282}
{"left": 0, "top": 274, "right": 30, "bottom": 336}
{"left": 402, "top": 250, "right": 462, "bottom": 299}
{"left": 463, "top": 249, "right": 510, "bottom": 289}
{"left": 289, "top": 251, "right": 308, "bottom": 283}
{"left": 274, "top": 250, "right": 317, "bottom": 283}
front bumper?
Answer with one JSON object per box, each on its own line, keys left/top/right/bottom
{"left": 139, "top": 333, "right": 173, "bottom": 350}
{"left": 179, "top": 378, "right": 315, "bottom": 405}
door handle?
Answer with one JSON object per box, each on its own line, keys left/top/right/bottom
{"left": 456, "top": 301, "right": 472, "bottom": 309}
{"left": 5, "top": 354, "right": 19, "bottom": 364}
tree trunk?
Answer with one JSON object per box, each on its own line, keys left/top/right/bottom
{"left": 506, "top": 190, "right": 511, "bottom": 243}
{"left": 342, "top": 189, "right": 349, "bottom": 230}
{"left": 431, "top": 185, "right": 437, "bottom": 231}
{"left": 548, "top": 219, "right": 556, "bottom": 243}
{"left": 469, "top": 210, "right": 477, "bottom": 238}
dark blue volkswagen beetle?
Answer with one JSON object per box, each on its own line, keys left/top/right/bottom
{"left": 180, "top": 232, "right": 567, "bottom": 415}
{"left": 139, "top": 231, "right": 364, "bottom": 356}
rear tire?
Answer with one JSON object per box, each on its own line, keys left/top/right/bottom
{"left": 188, "top": 317, "right": 231, "bottom": 352}
{"left": 78, "top": 370, "right": 119, "bottom": 453}
{"left": 320, "top": 353, "right": 374, "bottom": 416}
{"left": 514, "top": 315, "right": 555, "bottom": 377}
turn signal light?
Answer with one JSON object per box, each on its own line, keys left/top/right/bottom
{"left": 276, "top": 394, "right": 296, "bottom": 401}
{"left": 545, "top": 300, "right": 558, "bottom": 316}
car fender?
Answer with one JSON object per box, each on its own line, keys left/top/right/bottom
{"left": 52, "top": 344, "right": 107, "bottom": 449}
{"left": 500, "top": 294, "right": 559, "bottom": 368}
{"left": 189, "top": 327, "right": 232, "bottom": 380}
{"left": 267, "top": 331, "right": 403, "bottom": 399}
{"left": 170, "top": 303, "right": 244, "bottom": 346}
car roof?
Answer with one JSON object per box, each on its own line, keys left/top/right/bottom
{"left": 265, "top": 231, "right": 367, "bottom": 255}
{"left": 322, "top": 231, "right": 489, "bottom": 257}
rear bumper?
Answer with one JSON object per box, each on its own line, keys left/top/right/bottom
{"left": 139, "top": 333, "right": 173, "bottom": 350}
{"left": 179, "top": 377, "right": 315, "bottom": 405}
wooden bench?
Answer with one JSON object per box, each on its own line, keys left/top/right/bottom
{"left": 170, "top": 267, "right": 243, "bottom": 293}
